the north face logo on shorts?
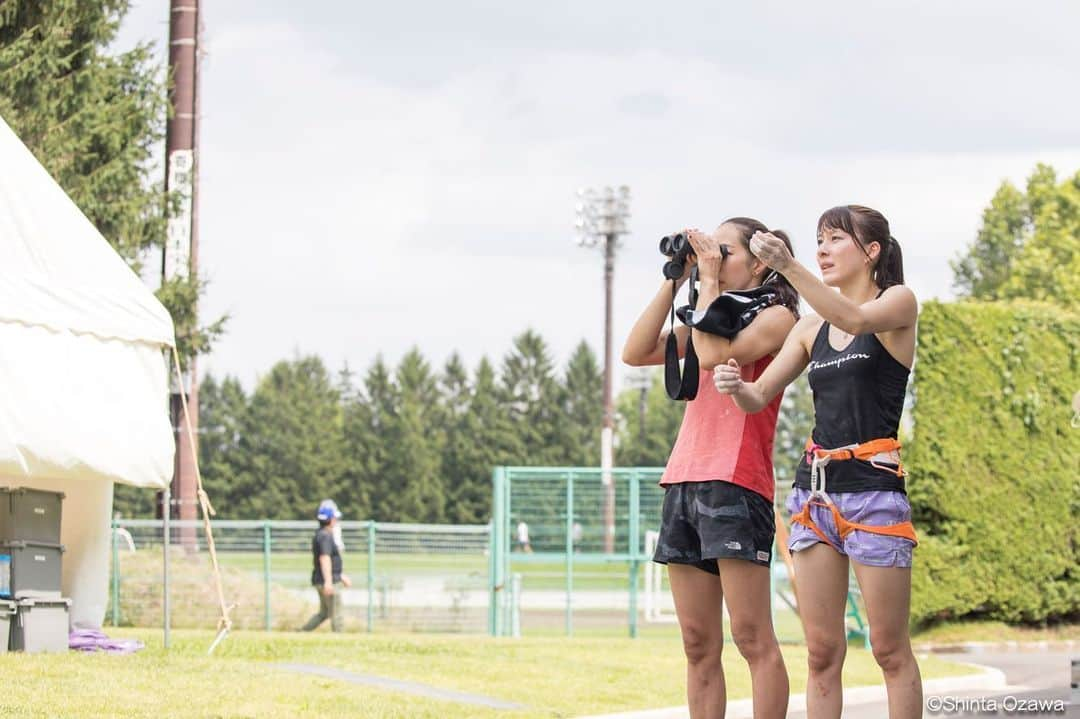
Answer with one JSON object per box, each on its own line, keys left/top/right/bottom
{"left": 725, "top": 540, "right": 742, "bottom": 550}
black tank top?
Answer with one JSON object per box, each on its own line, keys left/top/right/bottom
{"left": 793, "top": 320, "right": 910, "bottom": 493}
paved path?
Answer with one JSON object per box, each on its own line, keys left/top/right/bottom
{"left": 787, "top": 649, "right": 1077, "bottom": 718}
{"left": 276, "top": 662, "right": 526, "bottom": 710}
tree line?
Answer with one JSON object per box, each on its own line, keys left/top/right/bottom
{"left": 113, "top": 330, "right": 815, "bottom": 521}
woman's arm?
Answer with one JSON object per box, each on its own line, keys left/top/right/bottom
{"left": 713, "top": 314, "right": 817, "bottom": 412}
{"left": 691, "top": 304, "right": 796, "bottom": 369}
{"left": 749, "top": 232, "right": 918, "bottom": 335}
{"left": 782, "top": 263, "right": 917, "bottom": 335}
{"left": 622, "top": 267, "right": 694, "bottom": 367}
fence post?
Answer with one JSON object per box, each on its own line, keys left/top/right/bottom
{"left": 367, "top": 520, "right": 376, "bottom": 633}
{"left": 263, "top": 521, "right": 272, "bottom": 631}
{"left": 489, "top": 467, "right": 505, "bottom": 637}
{"left": 502, "top": 468, "right": 513, "bottom": 635}
{"left": 628, "top": 471, "right": 640, "bottom": 639}
{"left": 111, "top": 517, "right": 120, "bottom": 627}
{"left": 565, "top": 471, "right": 574, "bottom": 637}
{"left": 510, "top": 573, "right": 522, "bottom": 638}
{"left": 162, "top": 489, "right": 171, "bottom": 650}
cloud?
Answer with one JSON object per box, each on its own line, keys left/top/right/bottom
{"left": 111, "top": 1, "right": 1080, "bottom": 391}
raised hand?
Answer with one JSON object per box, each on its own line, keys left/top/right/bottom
{"left": 749, "top": 231, "right": 794, "bottom": 272}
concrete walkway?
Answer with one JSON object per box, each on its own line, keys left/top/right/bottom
{"left": 574, "top": 660, "right": 1008, "bottom": 719}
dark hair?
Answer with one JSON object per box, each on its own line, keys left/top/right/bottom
{"left": 722, "top": 216, "right": 800, "bottom": 318}
{"left": 816, "top": 205, "right": 904, "bottom": 289}
{"left": 318, "top": 518, "right": 332, "bottom": 528}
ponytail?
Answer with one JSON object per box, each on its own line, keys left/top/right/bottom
{"left": 874, "top": 234, "right": 904, "bottom": 289}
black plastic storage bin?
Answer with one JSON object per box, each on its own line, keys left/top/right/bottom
{"left": 0, "top": 488, "right": 64, "bottom": 544}
{"left": 0, "top": 541, "right": 63, "bottom": 598}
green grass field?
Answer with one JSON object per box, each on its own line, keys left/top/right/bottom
{"left": 0, "top": 629, "right": 979, "bottom": 719}
{"left": 213, "top": 550, "right": 641, "bottom": 591}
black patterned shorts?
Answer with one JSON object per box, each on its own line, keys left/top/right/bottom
{"left": 652, "top": 480, "right": 775, "bottom": 573}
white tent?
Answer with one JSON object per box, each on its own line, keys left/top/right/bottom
{"left": 0, "top": 115, "right": 176, "bottom": 629}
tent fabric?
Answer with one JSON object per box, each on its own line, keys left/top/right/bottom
{"left": 0, "top": 119, "right": 174, "bottom": 346}
{"left": 0, "top": 322, "right": 175, "bottom": 488}
{"left": 0, "top": 114, "right": 177, "bottom": 629}
{"left": 0, "top": 114, "right": 175, "bottom": 490}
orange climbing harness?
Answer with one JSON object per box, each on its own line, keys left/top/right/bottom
{"left": 790, "top": 437, "right": 918, "bottom": 550}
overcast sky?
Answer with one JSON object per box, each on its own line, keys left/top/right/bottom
{"left": 115, "top": 1, "right": 1080, "bottom": 391}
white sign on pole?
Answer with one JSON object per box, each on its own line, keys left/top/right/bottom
{"left": 163, "top": 149, "right": 194, "bottom": 282}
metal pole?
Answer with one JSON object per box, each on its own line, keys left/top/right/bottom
{"left": 502, "top": 470, "right": 513, "bottom": 634}
{"left": 489, "top": 468, "right": 504, "bottom": 637}
{"left": 111, "top": 518, "right": 120, "bottom": 627}
{"left": 601, "top": 234, "right": 616, "bottom": 554}
{"left": 510, "top": 573, "right": 522, "bottom": 639}
{"left": 565, "top": 472, "right": 574, "bottom": 637}
{"left": 367, "top": 520, "right": 376, "bottom": 633}
{"left": 162, "top": 489, "right": 171, "bottom": 649}
{"left": 263, "top": 521, "right": 272, "bottom": 631}
{"left": 163, "top": 0, "right": 201, "bottom": 549}
{"left": 487, "top": 518, "right": 496, "bottom": 637}
{"left": 628, "top": 471, "right": 640, "bottom": 638}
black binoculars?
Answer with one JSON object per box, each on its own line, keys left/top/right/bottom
{"left": 659, "top": 233, "right": 729, "bottom": 280}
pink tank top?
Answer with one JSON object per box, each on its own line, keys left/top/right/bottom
{"left": 660, "top": 356, "right": 783, "bottom": 503}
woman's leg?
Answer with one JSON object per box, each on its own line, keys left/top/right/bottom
{"left": 668, "top": 563, "right": 727, "bottom": 719}
{"left": 851, "top": 561, "right": 922, "bottom": 719}
{"left": 792, "top": 543, "right": 850, "bottom": 719}
{"left": 717, "top": 559, "right": 788, "bottom": 719}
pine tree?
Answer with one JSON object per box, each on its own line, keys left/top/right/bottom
{"left": 345, "top": 357, "right": 396, "bottom": 520}
{"left": 196, "top": 373, "right": 249, "bottom": 514}
{"left": 561, "top": 340, "right": 603, "bottom": 466}
{"left": 233, "top": 356, "right": 346, "bottom": 518}
{"left": 379, "top": 349, "right": 445, "bottom": 522}
{"left": 615, "top": 368, "right": 683, "bottom": 467}
{"left": 443, "top": 356, "right": 523, "bottom": 523}
{"left": 0, "top": 0, "right": 223, "bottom": 362}
{"left": 501, "top": 330, "right": 567, "bottom": 466}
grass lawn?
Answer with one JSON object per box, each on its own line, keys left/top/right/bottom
{"left": 0, "top": 629, "right": 978, "bottom": 719}
{"left": 216, "top": 550, "right": 641, "bottom": 591}
{"left": 912, "top": 619, "right": 1080, "bottom": 645}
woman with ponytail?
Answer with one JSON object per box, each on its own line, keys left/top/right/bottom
{"left": 714, "top": 205, "right": 921, "bottom": 719}
{"left": 623, "top": 217, "right": 799, "bottom": 719}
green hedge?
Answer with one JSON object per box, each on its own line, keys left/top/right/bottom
{"left": 907, "top": 300, "right": 1079, "bottom": 625}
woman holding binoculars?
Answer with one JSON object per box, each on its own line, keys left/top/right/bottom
{"left": 623, "top": 217, "right": 800, "bottom": 719}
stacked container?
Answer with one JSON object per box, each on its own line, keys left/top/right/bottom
{"left": 0, "top": 487, "right": 69, "bottom": 653}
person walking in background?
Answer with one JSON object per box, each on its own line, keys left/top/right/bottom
{"left": 517, "top": 519, "right": 532, "bottom": 553}
{"left": 301, "top": 499, "right": 351, "bottom": 632}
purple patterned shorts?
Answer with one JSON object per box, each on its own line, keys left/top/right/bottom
{"left": 785, "top": 488, "right": 916, "bottom": 568}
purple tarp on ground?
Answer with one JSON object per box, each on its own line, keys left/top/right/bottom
{"left": 68, "top": 628, "right": 144, "bottom": 654}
